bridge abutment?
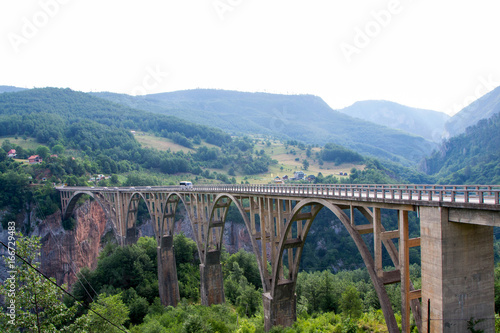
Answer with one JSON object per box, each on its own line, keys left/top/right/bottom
{"left": 157, "top": 235, "right": 180, "bottom": 307}
{"left": 263, "top": 285, "right": 297, "bottom": 332}
{"left": 200, "top": 250, "right": 225, "bottom": 305}
{"left": 421, "top": 207, "right": 494, "bottom": 333}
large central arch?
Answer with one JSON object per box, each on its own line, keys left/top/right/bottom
{"left": 270, "top": 198, "right": 399, "bottom": 331}
{"left": 201, "top": 195, "right": 407, "bottom": 332}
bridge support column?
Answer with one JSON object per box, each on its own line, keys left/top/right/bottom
{"left": 157, "top": 235, "right": 180, "bottom": 307}
{"left": 263, "top": 284, "right": 296, "bottom": 332}
{"left": 420, "top": 207, "right": 494, "bottom": 333}
{"left": 200, "top": 250, "right": 225, "bottom": 306}
{"left": 126, "top": 227, "right": 138, "bottom": 246}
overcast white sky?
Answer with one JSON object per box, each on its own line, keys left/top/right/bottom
{"left": 1, "top": 0, "right": 499, "bottom": 115}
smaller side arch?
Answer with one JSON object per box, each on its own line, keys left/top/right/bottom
{"left": 63, "top": 191, "right": 109, "bottom": 221}
{"left": 205, "top": 193, "right": 269, "bottom": 290}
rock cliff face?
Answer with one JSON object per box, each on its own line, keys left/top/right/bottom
{"left": 36, "top": 200, "right": 113, "bottom": 286}
{"left": 1, "top": 199, "right": 256, "bottom": 288}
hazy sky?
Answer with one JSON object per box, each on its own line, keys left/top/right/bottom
{"left": 1, "top": 0, "right": 499, "bottom": 115}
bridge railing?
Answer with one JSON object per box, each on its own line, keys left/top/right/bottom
{"left": 189, "top": 184, "right": 500, "bottom": 206}
{"left": 57, "top": 184, "right": 500, "bottom": 207}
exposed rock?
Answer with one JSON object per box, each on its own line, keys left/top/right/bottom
{"left": 36, "top": 200, "right": 112, "bottom": 286}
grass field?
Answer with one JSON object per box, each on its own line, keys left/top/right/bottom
{"left": 133, "top": 134, "right": 365, "bottom": 184}
{"left": 1, "top": 136, "right": 46, "bottom": 151}
{"left": 238, "top": 139, "right": 365, "bottom": 184}
{"left": 134, "top": 132, "right": 219, "bottom": 153}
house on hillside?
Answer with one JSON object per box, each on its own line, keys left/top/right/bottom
{"left": 7, "top": 149, "right": 16, "bottom": 158}
{"left": 307, "top": 175, "right": 316, "bottom": 182}
{"left": 28, "top": 155, "right": 42, "bottom": 164}
{"left": 293, "top": 171, "right": 305, "bottom": 180}
{"left": 274, "top": 176, "right": 284, "bottom": 184}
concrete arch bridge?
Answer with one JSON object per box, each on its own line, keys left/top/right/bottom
{"left": 57, "top": 184, "right": 500, "bottom": 332}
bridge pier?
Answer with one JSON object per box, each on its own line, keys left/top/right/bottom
{"left": 420, "top": 207, "right": 494, "bottom": 333}
{"left": 263, "top": 285, "right": 296, "bottom": 331}
{"left": 157, "top": 235, "right": 180, "bottom": 307}
{"left": 200, "top": 250, "right": 225, "bottom": 305}
{"left": 126, "top": 227, "right": 138, "bottom": 246}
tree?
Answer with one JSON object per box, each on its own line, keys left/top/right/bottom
{"left": 0, "top": 234, "right": 77, "bottom": 332}
{"left": 0, "top": 147, "right": 6, "bottom": 162}
{"left": 36, "top": 145, "right": 50, "bottom": 160}
{"left": 52, "top": 144, "right": 65, "bottom": 155}
{"left": 71, "top": 293, "right": 129, "bottom": 333}
{"left": 302, "top": 159, "right": 309, "bottom": 170}
{"left": 339, "top": 285, "right": 363, "bottom": 318}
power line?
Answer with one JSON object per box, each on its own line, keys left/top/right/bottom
{"left": 0, "top": 240, "right": 129, "bottom": 333}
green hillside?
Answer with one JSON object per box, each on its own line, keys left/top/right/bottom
{"left": 93, "top": 89, "right": 437, "bottom": 166}
{"left": 422, "top": 112, "right": 500, "bottom": 184}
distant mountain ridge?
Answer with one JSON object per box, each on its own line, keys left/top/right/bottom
{"left": 339, "top": 100, "right": 449, "bottom": 142}
{"left": 445, "top": 85, "right": 500, "bottom": 138}
{"left": 0, "top": 85, "right": 26, "bottom": 94}
{"left": 93, "top": 89, "right": 437, "bottom": 166}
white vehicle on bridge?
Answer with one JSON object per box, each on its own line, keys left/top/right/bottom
{"left": 179, "top": 181, "right": 193, "bottom": 189}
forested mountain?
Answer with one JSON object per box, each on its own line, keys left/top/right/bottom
{"left": 339, "top": 100, "right": 449, "bottom": 142}
{"left": 422, "top": 112, "right": 500, "bottom": 184}
{"left": 0, "top": 87, "right": 277, "bottom": 181}
{"left": 445, "top": 85, "right": 500, "bottom": 138}
{"left": 0, "top": 85, "right": 26, "bottom": 94}
{"left": 0, "top": 87, "right": 229, "bottom": 146}
{"left": 93, "top": 89, "right": 437, "bottom": 166}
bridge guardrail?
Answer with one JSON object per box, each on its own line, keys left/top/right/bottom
{"left": 57, "top": 184, "right": 500, "bottom": 208}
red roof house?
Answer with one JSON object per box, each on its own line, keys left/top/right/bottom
{"left": 7, "top": 149, "right": 16, "bottom": 158}
{"left": 28, "top": 155, "right": 43, "bottom": 164}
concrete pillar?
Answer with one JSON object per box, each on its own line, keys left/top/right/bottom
{"left": 263, "top": 284, "right": 296, "bottom": 332}
{"left": 125, "top": 227, "right": 137, "bottom": 246}
{"left": 420, "top": 207, "right": 494, "bottom": 332}
{"left": 157, "top": 235, "right": 180, "bottom": 307}
{"left": 200, "top": 250, "right": 225, "bottom": 305}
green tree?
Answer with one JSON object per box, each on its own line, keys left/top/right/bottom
{"left": 339, "top": 285, "right": 363, "bottom": 318}
{"left": 0, "top": 234, "right": 77, "bottom": 332}
{"left": 52, "top": 144, "right": 65, "bottom": 155}
{"left": 72, "top": 293, "right": 129, "bottom": 333}
{"left": 36, "top": 145, "right": 50, "bottom": 160}
{"left": 302, "top": 159, "right": 309, "bottom": 170}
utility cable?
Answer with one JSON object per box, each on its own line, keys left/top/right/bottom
{"left": 0, "top": 240, "right": 129, "bottom": 333}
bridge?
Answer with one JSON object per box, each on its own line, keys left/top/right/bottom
{"left": 57, "top": 184, "right": 500, "bottom": 332}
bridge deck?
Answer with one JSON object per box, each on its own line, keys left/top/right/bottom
{"left": 57, "top": 184, "right": 500, "bottom": 211}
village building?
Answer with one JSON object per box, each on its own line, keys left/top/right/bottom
{"left": 28, "top": 155, "right": 43, "bottom": 164}
{"left": 292, "top": 171, "right": 305, "bottom": 180}
{"left": 7, "top": 149, "right": 16, "bottom": 158}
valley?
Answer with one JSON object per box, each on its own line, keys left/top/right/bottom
{"left": 0, "top": 85, "right": 500, "bottom": 332}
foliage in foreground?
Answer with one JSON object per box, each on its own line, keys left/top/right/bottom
{"left": 0, "top": 234, "right": 77, "bottom": 332}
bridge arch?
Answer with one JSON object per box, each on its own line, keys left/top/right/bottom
{"left": 122, "top": 192, "right": 153, "bottom": 244}
{"left": 206, "top": 193, "right": 269, "bottom": 290}
{"left": 62, "top": 191, "right": 109, "bottom": 221}
{"left": 271, "top": 198, "right": 399, "bottom": 332}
